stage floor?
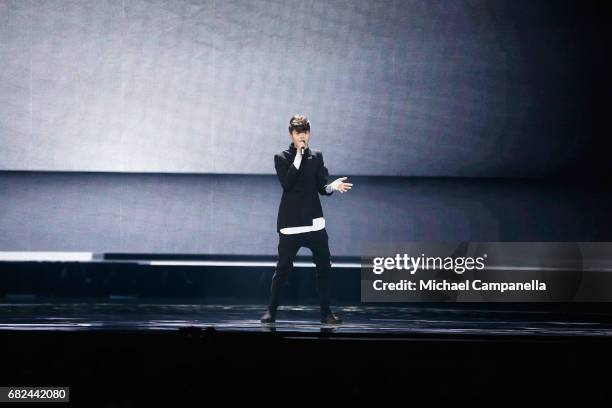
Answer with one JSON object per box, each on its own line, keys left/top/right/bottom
{"left": 2, "top": 302, "right": 612, "bottom": 337}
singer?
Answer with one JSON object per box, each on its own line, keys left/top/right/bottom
{"left": 260, "top": 114, "right": 353, "bottom": 324}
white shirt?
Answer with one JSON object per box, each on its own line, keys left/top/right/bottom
{"left": 279, "top": 152, "right": 340, "bottom": 235}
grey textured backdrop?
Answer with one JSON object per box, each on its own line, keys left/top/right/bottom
{"left": 1, "top": 0, "right": 608, "bottom": 176}
{"left": 1, "top": 0, "right": 611, "bottom": 256}
{"left": 1, "top": 173, "right": 611, "bottom": 256}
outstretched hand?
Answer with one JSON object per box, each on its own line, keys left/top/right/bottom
{"left": 332, "top": 177, "right": 353, "bottom": 193}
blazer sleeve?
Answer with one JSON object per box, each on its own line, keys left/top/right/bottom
{"left": 317, "top": 152, "right": 334, "bottom": 196}
{"left": 274, "top": 153, "right": 299, "bottom": 192}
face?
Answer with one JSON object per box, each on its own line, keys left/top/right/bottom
{"left": 290, "top": 129, "right": 310, "bottom": 149}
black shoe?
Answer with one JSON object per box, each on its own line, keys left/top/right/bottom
{"left": 260, "top": 308, "right": 276, "bottom": 324}
{"left": 320, "top": 311, "right": 343, "bottom": 325}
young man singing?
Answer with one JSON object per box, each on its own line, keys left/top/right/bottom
{"left": 260, "top": 114, "right": 353, "bottom": 325}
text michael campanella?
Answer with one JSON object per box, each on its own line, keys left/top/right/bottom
{"left": 369, "top": 254, "right": 546, "bottom": 293}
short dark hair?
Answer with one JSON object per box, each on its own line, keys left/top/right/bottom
{"left": 288, "top": 114, "right": 310, "bottom": 134}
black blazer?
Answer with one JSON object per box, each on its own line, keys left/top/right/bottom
{"left": 275, "top": 143, "right": 334, "bottom": 232}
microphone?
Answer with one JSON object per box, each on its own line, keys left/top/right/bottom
{"left": 300, "top": 147, "right": 305, "bottom": 156}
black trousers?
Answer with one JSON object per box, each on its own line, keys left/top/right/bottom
{"left": 267, "top": 228, "right": 332, "bottom": 315}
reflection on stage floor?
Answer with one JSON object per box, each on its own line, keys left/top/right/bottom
{"left": 2, "top": 302, "right": 611, "bottom": 337}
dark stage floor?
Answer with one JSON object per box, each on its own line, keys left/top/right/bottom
{"left": 2, "top": 302, "right": 612, "bottom": 337}
{"left": 3, "top": 301, "right": 612, "bottom": 406}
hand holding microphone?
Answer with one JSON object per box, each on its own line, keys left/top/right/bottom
{"left": 296, "top": 140, "right": 307, "bottom": 156}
